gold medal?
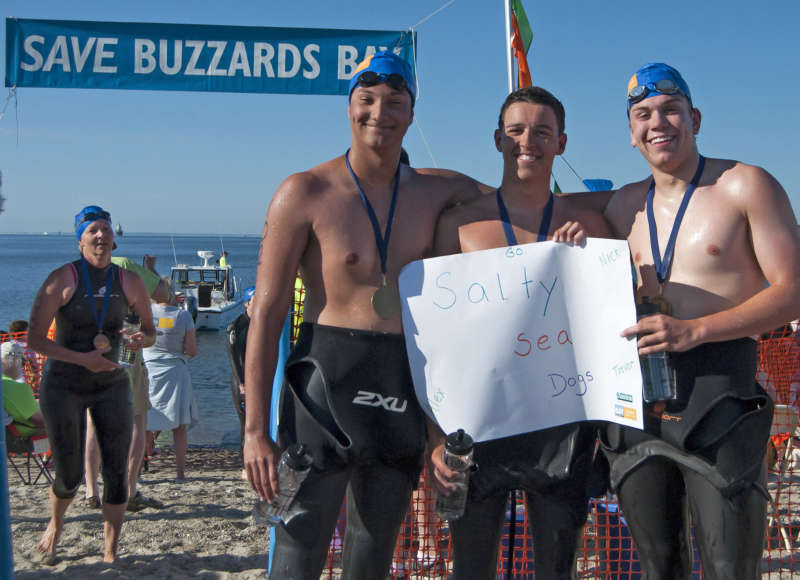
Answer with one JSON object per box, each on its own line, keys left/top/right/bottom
{"left": 651, "top": 284, "right": 673, "bottom": 316}
{"left": 650, "top": 295, "right": 672, "bottom": 316}
{"left": 93, "top": 333, "right": 110, "bottom": 350}
{"left": 372, "top": 275, "right": 401, "bottom": 319}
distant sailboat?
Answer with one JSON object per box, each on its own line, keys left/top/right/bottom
{"left": 115, "top": 223, "right": 123, "bottom": 236}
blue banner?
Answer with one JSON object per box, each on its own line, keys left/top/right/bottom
{"left": 5, "top": 18, "right": 415, "bottom": 95}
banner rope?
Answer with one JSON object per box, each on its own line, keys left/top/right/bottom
{"left": 406, "top": 0, "right": 456, "bottom": 168}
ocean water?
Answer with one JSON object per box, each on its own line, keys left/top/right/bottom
{"left": 0, "top": 233, "right": 261, "bottom": 447}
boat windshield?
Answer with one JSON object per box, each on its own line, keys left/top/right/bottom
{"left": 172, "top": 269, "right": 228, "bottom": 284}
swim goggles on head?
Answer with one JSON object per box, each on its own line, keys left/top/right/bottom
{"left": 627, "top": 79, "right": 688, "bottom": 105}
{"left": 353, "top": 71, "right": 411, "bottom": 95}
{"left": 76, "top": 209, "right": 111, "bottom": 226}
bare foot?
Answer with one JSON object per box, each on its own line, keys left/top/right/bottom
{"left": 35, "top": 520, "right": 61, "bottom": 565}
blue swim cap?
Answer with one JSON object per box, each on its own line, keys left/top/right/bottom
{"left": 626, "top": 63, "right": 692, "bottom": 112}
{"left": 74, "top": 205, "right": 112, "bottom": 240}
{"left": 348, "top": 51, "right": 416, "bottom": 106}
{"left": 243, "top": 285, "right": 256, "bottom": 303}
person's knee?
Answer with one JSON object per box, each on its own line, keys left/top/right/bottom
{"left": 101, "top": 466, "right": 128, "bottom": 504}
{"left": 271, "top": 516, "right": 332, "bottom": 578}
{"left": 52, "top": 478, "right": 80, "bottom": 499}
{"left": 635, "top": 541, "right": 690, "bottom": 578}
{"left": 701, "top": 557, "right": 760, "bottom": 580}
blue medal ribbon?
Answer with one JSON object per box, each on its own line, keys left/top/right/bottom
{"left": 80, "top": 257, "right": 114, "bottom": 334}
{"left": 496, "top": 187, "right": 554, "bottom": 246}
{"left": 344, "top": 149, "right": 401, "bottom": 279}
{"left": 646, "top": 155, "right": 706, "bottom": 285}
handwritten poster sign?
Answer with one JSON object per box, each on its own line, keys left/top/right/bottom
{"left": 399, "top": 238, "right": 643, "bottom": 442}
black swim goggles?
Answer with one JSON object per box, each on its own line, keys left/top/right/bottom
{"left": 76, "top": 209, "right": 111, "bottom": 226}
{"left": 627, "top": 79, "right": 689, "bottom": 105}
{"left": 353, "top": 71, "right": 413, "bottom": 101}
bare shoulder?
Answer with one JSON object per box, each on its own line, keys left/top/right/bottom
{"left": 712, "top": 158, "right": 788, "bottom": 208}
{"left": 267, "top": 158, "right": 343, "bottom": 222}
{"left": 34, "top": 263, "right": 77, "bottom": 309}
{"left": 48, "top": 263, "right": 78, "bottom": 288}
{"left": 604, "top": 178, "right": 650, "bottom": 237}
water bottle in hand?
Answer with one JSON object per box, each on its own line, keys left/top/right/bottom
{"left": 435, "top": 429, "right": 474, "bottom": 521}
{"left": 254, "top": 444, "right": 313, "bottom": 526}
{"left": 637, "top": 298, "right": 677, "bottom": 403}
{"left": 118, "top": 312, "right": 140, "bottom": 367}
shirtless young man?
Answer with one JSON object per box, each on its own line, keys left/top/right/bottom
{"left": 602, "top": 63, "right": 800, "bottom": 578}
{"left": 430, "top": 86, "right": 612, "bottom": 579}
{"left": 242, "top": 51, "right": 484, "bottom": 578}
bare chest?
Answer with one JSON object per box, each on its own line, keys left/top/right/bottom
{"left": 628, "top": 191, "right": 748, "bottom": 277}
{"left": 310, "top": 192, "right": 438, "bottom": 278}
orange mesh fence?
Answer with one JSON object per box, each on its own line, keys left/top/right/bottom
{"left": 314, "top": 332, "right": 800, "bottom": 578}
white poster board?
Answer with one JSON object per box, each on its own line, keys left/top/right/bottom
{"left": 399, "top": 238, "right": 643, "bottom": 442}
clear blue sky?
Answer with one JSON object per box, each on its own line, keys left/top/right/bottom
{"left": 1, "top": 0, "right": 798, "bottom": 234}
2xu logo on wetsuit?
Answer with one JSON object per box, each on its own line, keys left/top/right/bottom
{"left": 352, "top": 390, "right": 408, "bottom": 413}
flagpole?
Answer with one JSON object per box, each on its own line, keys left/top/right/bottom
{"left": 504, "top": 0, "right": 513, "bottom": 94}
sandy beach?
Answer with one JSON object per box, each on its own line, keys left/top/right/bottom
{"left": 8, "top": 446, "right": 800, "bottom": 579}
{"left": 9, "top": 448, "right": 270, "bottom": 579}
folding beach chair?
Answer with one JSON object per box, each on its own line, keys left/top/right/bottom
{"left": 766, "top": 403, "right": 800, "bottom": 550}
{"left": 5, "top": 424, "right": 53, "bottom": 485}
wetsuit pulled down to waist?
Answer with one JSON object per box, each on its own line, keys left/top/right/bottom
{"left": 600, "top": 338, "right": 773, "bottom": 497}
{"left": 469, "top": 421, "right": 596, "bottom": 502}
{"left": 278, "top": 322, "right": 426, "bottom": 481}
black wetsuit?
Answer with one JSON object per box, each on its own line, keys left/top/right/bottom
{"left": 601, "top": 338, "right": 773, "bottom": 579}
{"left": 225, "top": 312, "right": 248, "bottom": 457}
{"left": 39, "top": 260, "right": 133, "bottom": 505}
{"left": 271, "top": 322, "right": 426, "bottom": 579}
{"left": 450, "top": 425, "right": 594, "bottom": 579}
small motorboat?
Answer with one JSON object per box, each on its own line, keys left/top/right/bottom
{"left": 170, "top": 251, "right": 243, "bottom": 330}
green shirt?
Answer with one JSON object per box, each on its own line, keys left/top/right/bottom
{"left": 111, "top": 256, "right": 161, "bottom": 296}
{"left": 2, "top": 375, "right": 39, "bottom": 437}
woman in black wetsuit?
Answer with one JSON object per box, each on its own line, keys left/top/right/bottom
{"left": 27, "top": 205, "right": 155, "bottom": 565}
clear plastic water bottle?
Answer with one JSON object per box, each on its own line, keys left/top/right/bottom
{"left": 435, "top": 429, "right": 474, "bottom": 521}
{"left": 118, "top": 312, "right": 140, "bottom": 367}
{"left": 254, "top": 444, "right": 313, "bottom": 526}
{"left": 637, "top": 298, "right": 677, "bottom": 403}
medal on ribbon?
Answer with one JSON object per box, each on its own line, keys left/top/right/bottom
{"left": 80, "top": 257, "right": 114, "bottom": 350}
{"left": 496, "top": 187, "right": 554, "bottom": 246}
{"left": 645, "top": 155, "right": 706, "bottom": 315}
{"left": 345, "top": 150, "right": 402, "bottom": 320}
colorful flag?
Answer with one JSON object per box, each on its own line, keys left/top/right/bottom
{"left": 510, "top": 0, "right": 533, "bottom": 88}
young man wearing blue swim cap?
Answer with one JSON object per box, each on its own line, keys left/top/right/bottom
{"left": 603, "top": 62, "right": 800, "bottom": 578}
{"left": 243, "top": 50, "right": 486, "bottom": 578}
{"left": 429, "top": 86, "right": 613, "bottom": 579}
